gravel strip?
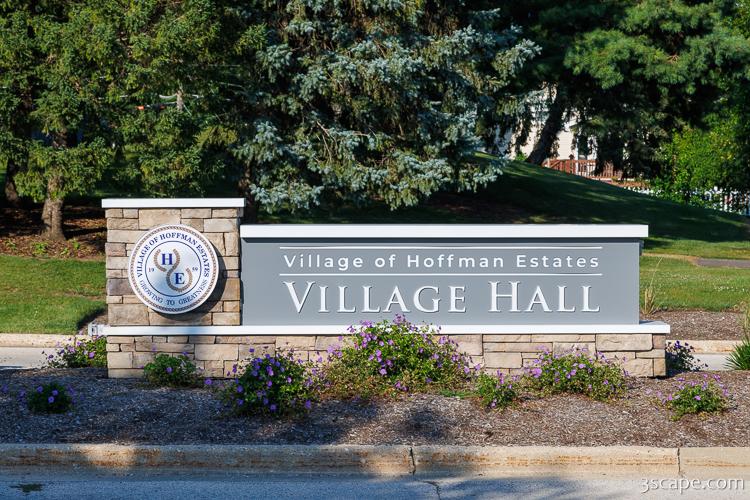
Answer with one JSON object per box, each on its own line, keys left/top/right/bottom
{"left": 0, "top": 368, "right": 748, "bottom": 447}
{"left": 645, "top": 310, "right": 746, "bottom": 340}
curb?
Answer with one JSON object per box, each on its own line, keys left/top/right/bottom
{"left": 0, "top": 334, "right": 86, "bottom": 348}
{"left": 669, "top": 340, "right": 741, "bottom": 354}
{"left": 0, "top": 444, "right": 748, "bottom": 477}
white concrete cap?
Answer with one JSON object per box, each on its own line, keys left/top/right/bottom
{"left": 240, "top": 224, "right": 648, "bottom": 239}
{"left": 102, "top": 198, "right": 245, "bottom": 208}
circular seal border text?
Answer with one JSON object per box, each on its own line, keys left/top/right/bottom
{"left": 127, "top": 224, "right": 219, "bottom": 314}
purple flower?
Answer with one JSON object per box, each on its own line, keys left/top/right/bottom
{"left": 694, "top": 395, "right": 702, "bottom": 401}
{"left": 204, "top": 379, "right": 213, "bottom": 386}
{"left": 36, "top": 386, "right": 43, "bottom": 393}
{"left": 52, "top": 390, "right": 59, "bottom": 396}
{"left": 305, "top": 400, "right": 312, "bottom": 410}
{"left": 48, "top": 396, "right": 55, "bottom": 404}
{"left": 379, "top": 368, "right": 387, "bottom": 375}
{"left": 236, "top": 385, "right": 244, "bottom": 393}
{"left": 269, "top": 404, "right": 277, "bottom": 412}
{"left": 88, "top": 352, "right": 95, "bottom": 359}
{"left": 166, "top": 366, "right": 173, "bottom": 374}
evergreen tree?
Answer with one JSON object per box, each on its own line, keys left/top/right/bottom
{"left": 567, "top": 0, "right": 750, "bottom": 175}
{"left": 113, "top": 0, "right": 257, "bottom": 200}
{"left": 0, "top": 0, "right": 118, "bottom": 239}
{"left": 501, "top": 0, "right": 750, "bottom": 175}
{"left": 232, "top": 1, "right": 537, "bottom": 218}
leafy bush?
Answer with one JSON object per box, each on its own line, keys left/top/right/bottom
{"left": 27, "top": 382, "right": 73, "bottom": 414}
{"left": 666, "top": 341, "right": 707, "bottom": 373}
{"left": 223, "top": 351, "right": 317, "bottom": 415}
{"left": 143, "top": 354, "right": 200, "bottom": 387}
{"left": 44, "top": 335, "right": 107, "bottom": 368}
{"left": 476, "top": 371, "right": 518, "bottom": 410}
{"left": 663, "top": 375, "right": 728, "bottom": 420}
{"left": 323, "top": 317, "right": 477, "bottom": 398}
{"left": 725, "top": 335, "right": 750, "bottom": 370}
{"left": 526, "top": 348, "right": 627, "bottom": 401}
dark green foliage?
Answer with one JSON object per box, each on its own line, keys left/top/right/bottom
{"left": 565, "top": 0, "right": 750, "bottom": 176}
{"left": 223, "top": 352, "right": 317, "bottom": 416}
{"left": 725, "top": 335, "right": 750, "bottom": 370}
{"left": 230, "top": 1, "right": 537, "bottom": 214}
{"left": 0, "top": 1, "right": 118, "bottom": 237}
{"left": 665, "top": 341, "right": 707, "bottom": 374}
{"left": 323, "top": 318, "right": 476, "bottom": 398}
{"left": 143, "top": 354, "right": 200, "bottom": 388}
{"left": 45, "top": 335, "right": 107, "bottom": 369}
{"left": 27, "top": 382, "right": 72, "bottom": 414}
{"left": 502, "top": 0, "right": 750, "bottom": 176}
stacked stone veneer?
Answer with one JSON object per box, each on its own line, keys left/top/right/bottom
{"left": 105, "top": 332, "right": 666, "bottom": 379}
{"left": 104, "top": 203, "right": 666, "bottom": 378}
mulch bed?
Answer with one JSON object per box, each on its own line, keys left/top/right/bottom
{"left": 0, "top": 368, "right": 747, "bottom": 447}
{"left": 645, "top": 310, "right": 746, "bottom": 341}
{"left": 0, "top": 205, "right": 105, "bottom": 259}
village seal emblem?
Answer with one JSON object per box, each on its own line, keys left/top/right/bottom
{"left": 128, "top": 224, "right": 219, "bottom": 314}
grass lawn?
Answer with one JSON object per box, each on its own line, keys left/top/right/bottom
{"left": 269, "top": 161, "right": 750, "bottom": 260}
{"left": 641, "top": 256, "right": 750, "bottom": 311}
{"left": 0, "top": 255, "right": 105, "bottom": 334}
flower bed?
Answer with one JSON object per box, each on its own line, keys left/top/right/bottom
{"left": 0, "top": 368, "right": 747, "bottom": 447}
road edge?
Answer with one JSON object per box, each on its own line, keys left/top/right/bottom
{"left": 0, "top": 444, "right": 748, "bottom": 478}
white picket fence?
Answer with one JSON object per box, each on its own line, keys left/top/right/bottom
{"left": 625, "top": 186, "right": 750, "bottom": 216}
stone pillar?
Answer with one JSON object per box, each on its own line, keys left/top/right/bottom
{"left": 103, "top": 200, "right": 243, "bottom": 378}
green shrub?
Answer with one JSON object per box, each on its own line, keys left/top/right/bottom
{"left": 223, "top": 351, "right": 317, "bottom": 416}
{"left": 476, "top": 371, "right": 518, "bottom": 410}
{"left": 526, "top": 348, "right": 627, "bottom": 401}
{"left": 725, "top": 335, "right": 750, "bottom": 370}
{"left": 143, "top": 354, "right": 200, "bottom": 387}
{"left": 323, "top": 317, "right": 476, "bottom": 398}
{"left": 666, "top": 340, "right": 707, "bottom": 373}
{"left": 44, "top": 335, "right": 107, "bottom": 368}
{"left": 664, "top": 375, "right": 728, "bottom": 420}
{"left": 27, "top": 382, "right": 72, "bottom": 414}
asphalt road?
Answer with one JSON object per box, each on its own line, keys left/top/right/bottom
{"left": 0, "top": 471, "right": 747, "bottom": 499}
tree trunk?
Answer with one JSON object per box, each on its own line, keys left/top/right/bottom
{"left": 238, "top": 170, "right": 259, "bottom": 223}
{"left": 3, "top": 161, "right": 21, "bottom": 207}
{"left": 527, "top": 90, "right": 567, "bottom": 165}
{"left": 41, "top": 175, "right": 65, "bottom": 240}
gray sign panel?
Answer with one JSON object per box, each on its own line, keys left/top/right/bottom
{"left": 240, "top": 236, "right": 641, "bottom": 326}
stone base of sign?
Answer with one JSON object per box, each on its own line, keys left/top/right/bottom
{"left": 106, "top": 332, "right": 667, "bottom": 378}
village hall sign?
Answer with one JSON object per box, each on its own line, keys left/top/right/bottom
{"left": 239, "top": 225, "right": 646, "bottom": 327}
